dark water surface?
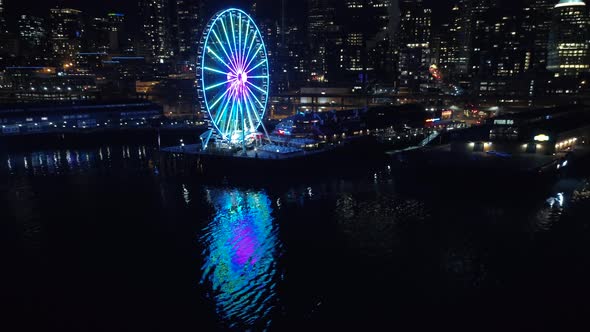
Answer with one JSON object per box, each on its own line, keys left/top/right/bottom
{"left": 2, "top": 136, "right": 590, "bottom": 331}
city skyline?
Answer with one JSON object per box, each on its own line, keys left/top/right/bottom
{"left": 2, "top": 4, "right": 590, "bottom": 330}
{"left": 0, "top": 0, "right": 589, "bottom": 109}
{"left": 2, "top": 0, "right": 449, "bottom": 29}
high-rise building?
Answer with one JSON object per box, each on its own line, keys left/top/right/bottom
{"left": 173, "top": 0, "right": 202, "bottom": 63}
{"left": 86, "top": 18, "right": 111, "bottom": 53}
{"left": 139, "top": 0, "right": 172, "bottom": 64}
{"left": 0, "top": 0, "right": 18, "bottom": 64}
{"left": 319, "top": 0, "right": 394, "bottom": 85}
{"left": 469, "top": 0, "right": 500, "bottom": 77}
{"left": 342, "top": 0, "right": 365, "bottom": 76}
{"left": 438, "top": 1, "right": 472, "bottom": 81}
{"left": 479, "top": 13, "right": 527, "bottom": 78}
{"left": 85, "top": 13, "right": 125, "bottom": 53}
{"left": 106, "top": 13, "right": 126, "bottom": 53}
{"left": 18, "top": 15, "right": 46, "bottom": 48}
{"left": 258, "top": 18, "right": 281, "bottom": 92}
{"left": 49, "top": 8, "right": 84, "bottom": 64}
{"left": 467, "top": 0, "right": 535, "bottom": 100}
{"left": 282, "top": 20, "right": 309, "bottom": 89}
{"left": 522, "top": 0, "right": 554, "bottom": 71}
{"left": 356, "top": 0, "right": 395, "bottom": 83}
{"left": 0, "top": 0, "right": 6, "bottom": 34}
{"left": 547, "top": 0, "right": 590, "bottom": 77}
{"left": 307, "top": 0, "right": 336, "bottom": 82}
{"left": 397, "top": 0, "right": 432, "bottom": 92}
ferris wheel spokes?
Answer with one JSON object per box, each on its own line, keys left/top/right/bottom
{"left": 198, "top": 8, "right": 270, "bottom": 150}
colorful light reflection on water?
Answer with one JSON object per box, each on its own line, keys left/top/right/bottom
{"left": 200, "top": 188, "right": 281, "bottom": 329}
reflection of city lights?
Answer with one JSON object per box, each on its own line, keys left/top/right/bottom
{"left": 200, "top": 188, "right": 280, "bottom": 329}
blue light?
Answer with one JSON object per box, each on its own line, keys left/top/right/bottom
{"left": 199, "top": 8, "right": 270, "bottom": 146}
{"left": 112, "top": 56, "right": 145, "bottom": 60}
{"left": 200, "top": 188, "right": 281, "bottom": 329}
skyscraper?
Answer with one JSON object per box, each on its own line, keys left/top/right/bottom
{"left": 106, "top": 13, "right": 126, "bottom": 53}
{"left": 307, "top": 0, "right": 336, "bottom": 82}
{"left": 139, "top": 0, "right": 172, "bottom": 64}
{"left": 547, "top": 0, "right": 590, "bottom": 77}
{"left": 469, "top": 0, "right": 500, "bottom": 77}
{"left": 352, "top": 0, "right": 395, "bottom": 83}
{"left": 86, "top": 17, "right": 111, "bottom": 53}
{"left": 320, "top": 0, "right": 394, "bottom": 84}
{"left": 0, "top": 0, "right": 6, "bottom": 34}
{"left": 438, "top": 1, "right": 472, "bottom": 81}
{"left": 84, "top": 14, "right": 124, "bottom": 53}
{"left": 522, "top": 0, "right": 554, "bottom": 71}
{"left": 397, "top": 0, "right": 432, "bottom": 92}
{"left": 479, "top": 12, "right": 527, "bottom": 78}
{"left": 173, "top": 0, "right": 202, "bottom": 63}
{"left": 18, "top": 15, "right": 46, "bottom": 49}
{"left": 282, "top": 19, "right": 309, "bottom": 89}
{"left": 50, "top": 8, "right": 84, "bottom": 64}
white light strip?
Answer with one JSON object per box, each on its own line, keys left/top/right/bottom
{"left": 555, "top": 2, "right": 586, "bottom": 8}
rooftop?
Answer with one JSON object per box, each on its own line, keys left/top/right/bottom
{"left": 556, "top": 0, "right": 586, "bottom": 7}
{"left": 0, "top": 100, "right": 162, "bottom": 117}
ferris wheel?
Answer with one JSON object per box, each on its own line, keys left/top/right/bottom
{"left": 197, "top": 8, "right": 270, "bottom": 150}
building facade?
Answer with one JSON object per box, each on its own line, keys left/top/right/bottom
{"left": 522, "top": 0, "right": 554, "bottom": 71}
{"left": 0, "top": 0, "right": 6, "bottom": 34}
{"left": 18, "top": 15, "right": 47, "bottom": 49}
{"left": 138, "top": 0, "right": 172, "bottom": 64}
{"left": 307, "top": 0, "right": 336, "bottom": 82}
{"left": 173, "top": 0, "right": 202, "bottom": 64}
{"left": 0, "top": 66, "right": 98, "bottom": 103}
{"left": 397, "top": 0, "right": 432, "bottom": 93}
{"left": 547, "top": 0, "right": 590, "bottom": 77}
{"left": 49, "top": 8, "right": 84, "bottom": 65}
{"left": 438, "top": 1, "right": 472, "bottom": 82}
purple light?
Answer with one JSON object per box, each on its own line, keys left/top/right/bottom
{"left": 226, "top": 56, "right": 249, "bottom": 98}
{"left": 231, "top": 223, "right": 258, "bottom": 267}
{"left": 200, "top": 8, "right": 270, "bottom": 144}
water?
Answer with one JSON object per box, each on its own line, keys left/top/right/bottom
{"left": 2, "top": 137, "right": 590, "bottom": 331}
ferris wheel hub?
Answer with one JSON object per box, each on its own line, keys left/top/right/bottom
{"left": 237, "top": 72, "right": 247, "bottom": 83}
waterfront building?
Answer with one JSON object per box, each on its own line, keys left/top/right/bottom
{"left": 0, "top": 66, "right": 98, "bottom": 103}
{"left": 452, "top": 106, "right": 590, "bottom": 156}
{"left": 49, "top": 8, "right": 84, "bottom": 65}
{"left": 0, "top": 100, "right": 163, "bottom": 136}
{"left": 547, "top": 0, "right": 590, "bottom": 77}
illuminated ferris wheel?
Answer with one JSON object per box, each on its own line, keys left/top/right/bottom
{"left": 197, "top": 8, "right": 270, "bottom": 150}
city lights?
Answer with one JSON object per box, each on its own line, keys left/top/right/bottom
{"left": 199, "top": 8, "right": 270, "bottom": 150}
